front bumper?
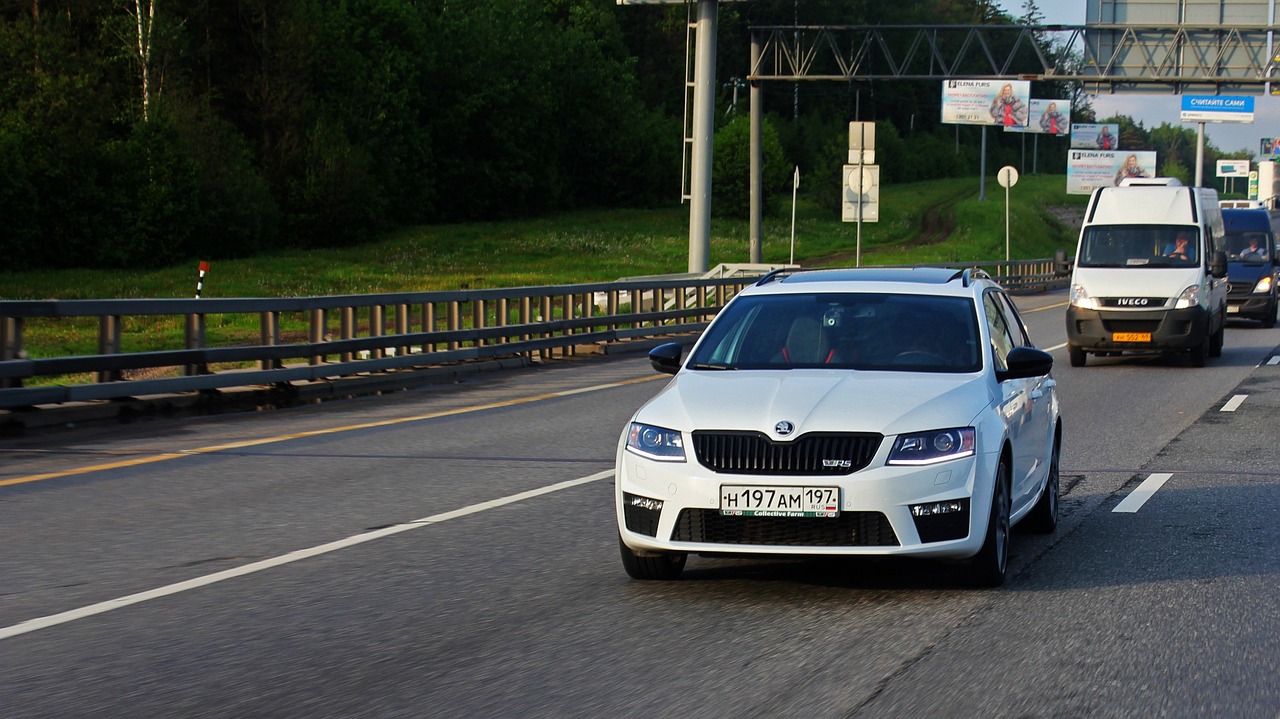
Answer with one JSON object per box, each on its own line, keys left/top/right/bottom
{"left": 615, "top": 443, "right": 996, "bottom": 560}
{"left": 1066, "top": 305, "right": 1209, "bottom": 352}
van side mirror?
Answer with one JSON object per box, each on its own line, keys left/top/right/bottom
{"left": 1054, "top": 249, "right": 1072, "bottom": 276}
{"left": 1210, "top": 250, "right": 1228, "bottom": 278}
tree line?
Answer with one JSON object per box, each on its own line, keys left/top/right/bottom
{"left": 0, "top": 0, "right": 1242, "bottom": 272}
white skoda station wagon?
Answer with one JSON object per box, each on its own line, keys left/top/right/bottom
{"left": 615, "top": 267, "right": 1061, "bottom": 587}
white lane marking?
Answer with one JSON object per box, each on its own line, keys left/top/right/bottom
{"left": 1221, "top": 394, "right": 1248, "bottom": 412}
{"left": 1112, "top": 473, "right": 1173, "bottom": 513}
{"left": 0, "top": 470, "right": 613, "bottom": 641}
{"left": 1267, "top": 356, "right": 1280, "bottom": 366}
{"left": 1044, "top": 342, "right": 1066, "bottom": 352}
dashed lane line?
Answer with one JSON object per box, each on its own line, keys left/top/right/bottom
{"left": 1220, "top": 394, "right": 1248, "bottom": 412}
{"left": 1112, "top": 473, "right": 1173, "bottom": 513}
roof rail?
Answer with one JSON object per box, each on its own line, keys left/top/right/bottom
{"left": 754, "top": 267, "right": 822, "bottom": 285}
{"left": 950, "top": 267, "right": 991, "bottom": 287}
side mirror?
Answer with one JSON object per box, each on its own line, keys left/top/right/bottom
{"left": 996, "top": 346, "right": 1054, "bottom": 382}
{"left": 1054, "top": 249, "right": 1072, "bottom": 277}
{"left": 648, "top": 342, "right": 684, "bottom": 375}
{"left": 1210, "top": 250, "right": 1228, "bottom": 278}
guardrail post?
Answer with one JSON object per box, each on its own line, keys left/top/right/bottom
{"left": 1, "top": 315, "right": 22, "bottom": 389}
{"left": 259, "top": 311, "right": 281, "bottom": 370}
{"left": 447, "top": 301, "right": 460, "bottom": 351}
{"left": 97, "top": 315, "right": 121, "bottom": 383}
{"left": 422, "top": 302, "right": 435, "bottom": 353}
{"left": 339, "top": 307, "right": 355, "bottom": 362}
{"left": 540, "top": 296, "right": 553, "bottom": 360}
{"left": 473, "top": 299, "right": 485, "bottom": 348}
{"left": 395, "top": 304, "right": 409, "bottom": 357}
{"left": 184, "top": 313, "right": 208, "bottom": 376}
{"left": 370, "top": 304, "right": 385, "bottom": 358}
{"left": 309, "top": 309, "right": 326, "bottom": 365}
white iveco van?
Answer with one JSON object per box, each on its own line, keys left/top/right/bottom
{"left": 1065, "top": 178, "right": 1228, "bottom": 367}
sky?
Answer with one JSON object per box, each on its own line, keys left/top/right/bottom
{"left": 994, "top": 0, "right": 1277, "bottom": 154}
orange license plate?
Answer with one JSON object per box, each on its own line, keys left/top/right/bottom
{"left": 1112, "top": 332, "right": 1151, "bottom": 342}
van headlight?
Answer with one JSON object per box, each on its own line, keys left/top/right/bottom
{"left": 1253, "top": 276, "right": 1273, "bottom": 294}
{"left": 1069, "top": 284, "right": 1098, "bottom": 309}
{"left": 626, "top": 423, "right": 686, "bottom": 462}
{"left": 1174, "top": 284, "right": 1202, "bottom": 309}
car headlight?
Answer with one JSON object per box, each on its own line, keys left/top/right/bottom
{"left": 888, "top": 428, "right": 975, "bottom": 466}
{"left": 1069, "top": 284, "right": 1098, "bottom": 309}
{"left": 1253, "top": 275, "right": 1273, "bottom": 294}
{"left": 1174, "top": 284, "right": 1201, "bottom": 309}
{"left": 625, "top": 423, "right": 686, "bottom": 462}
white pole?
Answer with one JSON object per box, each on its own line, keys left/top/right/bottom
{"left": 856, "top": 168, "right": 863, "bottom": 267}
{"left": 790, "top": 166, "right": 799, "bottom": 265}
{"left": 1005, "top": 180, "right": 1011, "bottom": 263}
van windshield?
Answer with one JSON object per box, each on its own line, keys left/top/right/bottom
{"left": 1078, "top": 224, "right": 1200, "bottom": 268}
{"left": 1225, "top": 231, "right": 1271, "bottom": 261}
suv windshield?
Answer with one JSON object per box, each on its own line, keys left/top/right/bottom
{"left": 1078, "top": 224, "right": 1200, "bottom": 268}
{"left": 689, "top": 292, "right": 981, "bottom": 373}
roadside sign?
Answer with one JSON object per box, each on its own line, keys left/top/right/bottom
{"left": 1180, "top": 96, "right": 1255, "bottom": 124}
{"left": 1217, "top": 160, "right": 1250, "bottom": 178}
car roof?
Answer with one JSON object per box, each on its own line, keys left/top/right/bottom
{"left": 747, "top": 266, "right": 995, "bottom": 297}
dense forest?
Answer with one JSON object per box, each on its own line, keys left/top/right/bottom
{"left": 0, "top": 0, "right": 1240, "bottom": 271}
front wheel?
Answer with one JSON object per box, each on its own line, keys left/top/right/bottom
{"left": 1189, "top": 334, "right": 1209, "bottom": 367}
{"left": 1209, "top": 322, "right": 1224, "bottom": 358}
{"left": 1022, "top": 433, "right": 1060, "bottom": 534}
{"left": 619, "top": 535, "right": 687, "bottom": 580}
{"left": 1068, "top": 344, "right": 1086, "bottom": 367}
{"left": 967, "top": 459, "right": 1011, "bottom": 588}
{"left": 1264, "top": 300, "right": 1277, "bottom": 329}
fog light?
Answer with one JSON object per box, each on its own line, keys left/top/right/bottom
{"left": 626, "top": 494, "right": 663, "bottom": 512}
{"left": 911, "top": 500, "right": 966, "bottom": 517}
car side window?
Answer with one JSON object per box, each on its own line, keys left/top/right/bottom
{"left": 994, "top": 291, "right": 1031, "bottom": 347}
{"left": 983, "top": 292, "right": 1017, "bottom": 372}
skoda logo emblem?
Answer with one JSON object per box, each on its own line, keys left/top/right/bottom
{"left": 775, "top": 421, "right": 795, "bottom": 436}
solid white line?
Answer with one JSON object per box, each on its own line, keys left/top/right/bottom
{"left": 1044, "top": 342, "right": 1066, "bottom": 352}
{"left": 0, "top": 470, "right": 614, "bottom": 641}
{"left": 1268, "top": 356, "right": 1280, "bottom": 366}
{"left": 1112, "top": 473, "right": 1173, "bottom": 513}
{"left": 1221, "top": 394, "right": 1248, "bottom": 412}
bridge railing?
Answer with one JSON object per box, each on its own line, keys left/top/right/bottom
{"left": 0, "top": 258, "right": 1070, "bottom": 409}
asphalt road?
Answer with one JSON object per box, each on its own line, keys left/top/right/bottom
{"left": 1, "top": 290, "right": 1278, "bottom": 718}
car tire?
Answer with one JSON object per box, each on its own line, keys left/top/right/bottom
{"left": 1189, "top": 335, "right": 1209, "bottom": 367}
{"left": 619, "top": 535, "right": 687, "bottom": 580}
{"left": 1022, "top": 432, "right": 1060, "bottom": 534}
{"left": 1263, "top": 301, "right": 1277, "bottom": 329}
{"left": 1209, "top": 322, "right": 1224, "bottom": 357}
{"left": 1068, "top": 344, "right": 1086, "bottom": 367}
{"left": 967, "top": 459, "right": 1011, "bottom": 588}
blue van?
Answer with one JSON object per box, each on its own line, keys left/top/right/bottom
{"left": 1221, "top": 207, "right": 1279, "bottom": 328}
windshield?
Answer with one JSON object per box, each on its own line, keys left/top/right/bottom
{"left": 688, "top": 292, "right": 982, "bottom": 373}
{"left": 1078, "top": 224, "right": 1200, "bottom": 268}
{"left": 1224, "top": 231, "right": 1272, "bottom": 261}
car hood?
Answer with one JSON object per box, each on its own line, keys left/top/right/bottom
{"left": 636, "top": 369, "right": 995, "bottom": 437}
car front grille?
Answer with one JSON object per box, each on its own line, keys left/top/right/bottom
{"left": 671, "top": 509, "right": 899, "bottom": 547}
{"left": 691, "top": 431, "right": 882, "bottom": 475}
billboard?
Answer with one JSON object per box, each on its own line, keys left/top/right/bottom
{"left": 1067, "top": 150, "right": 1159, "bottom": 194}
{"left": 941, "top": 80, "right": 1031, "bottom": 128}
{"left": 1216, "top": 159, "right": 1250, "bottom": 178}
{"left": 1260, "top": 137, "right": 1280, "bottom": 158}
{"left": 1071, "top": 123, "right": 1120, "bottom": 150}
{"left": 1004, "top": 99, "right": 1072, "bottom": 135}
{"left": 1180, "top": 95, "right": 1255, "bottom": 123}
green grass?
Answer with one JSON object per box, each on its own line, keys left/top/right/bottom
{"left": 1, "top": 174, "right": 1085, "bottom": 301}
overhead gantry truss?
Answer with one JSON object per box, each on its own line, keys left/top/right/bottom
{"left": 749, "top": 24, "right": 1280, "bottom": 94}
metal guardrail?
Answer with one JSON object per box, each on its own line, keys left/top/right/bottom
{"left": 0, "top": 259, "right": 1070, "bottom": 410}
